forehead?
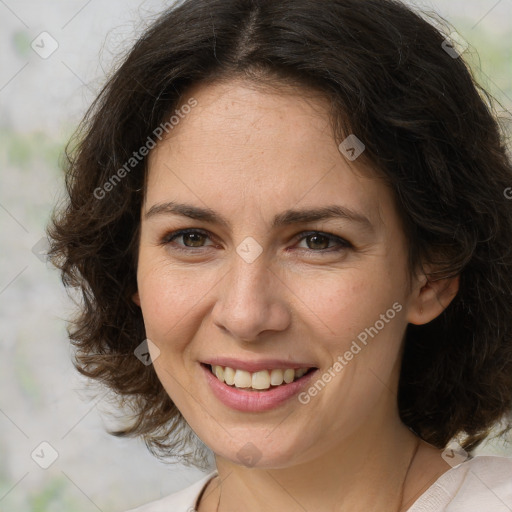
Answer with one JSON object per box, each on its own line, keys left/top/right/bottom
{"left": 144, "top": 80, "right": 393, "bottom": 231}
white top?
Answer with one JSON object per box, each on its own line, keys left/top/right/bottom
{"left": 123, "top": 455, "right": 512, "bottom": 512}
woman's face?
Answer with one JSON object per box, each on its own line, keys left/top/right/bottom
{"left": 134, "top": 79, "right": 423, "bottom": 468}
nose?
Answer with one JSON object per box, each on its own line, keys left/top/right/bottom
{"left": 211, "top": 250, "right": 291, "bottom": 343}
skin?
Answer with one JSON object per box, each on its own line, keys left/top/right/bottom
{"left": 132, "top": 79, "right": 460, "bottom": 512}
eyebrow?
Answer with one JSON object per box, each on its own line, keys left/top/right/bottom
{"left": 144, "top": 201, "right": 374, "bottom": 231}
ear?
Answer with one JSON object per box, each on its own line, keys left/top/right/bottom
{"left": 132, "top": 291, "right": 141, "bottom": 307}
{"left": 407, "top": 270, "right": 460, "bottom": 325}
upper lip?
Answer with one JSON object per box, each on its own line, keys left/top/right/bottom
{"left": 202, "top": 357, "right": 317, "bottom": 373}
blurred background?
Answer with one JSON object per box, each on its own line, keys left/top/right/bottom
{"left": 1, "top": 0, "right": 511, "bottom": 510}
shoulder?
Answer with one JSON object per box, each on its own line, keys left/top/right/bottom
{"left": 408, "top": 455, "right": 512, "bottom": 512}
{"left": 122, "top": 470, "right": 218, "bottom": 512}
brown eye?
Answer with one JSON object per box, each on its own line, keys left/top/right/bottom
{"left": 162, "top": 229, "right": 214, "bottom": 250}
{"left": 180, "top": 232, "right": 208, "bottom": 247}
{"left": 304, "top": 234, "right": 331, "bottom": 250}
{"left": 295, "top": 231, "right": 352, "bottom": 253}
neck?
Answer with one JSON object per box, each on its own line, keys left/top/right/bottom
{"left": 207, "top": 416, "right": 424, "bottom": 512}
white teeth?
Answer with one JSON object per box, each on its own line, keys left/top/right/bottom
{"left": 234, "top": 369, "right": 252, "bottom": 388}
{"left": 283, "top": 368, "right": 295, "bottom": 383}
{"left": 223, "top": 366, "right": 236, "bottom": 385}
{"left": 252, "top": 370, "right": 271, "bottom": 390}
{"left": 270, "top": 369, "right": 284, "bottom": 386}
{"left": 210, "top": 365, "right": 312, "bottom": 390}
{"left": 214, "top": 366, "right": 224, "bottom": 381}
{"left": 295, "top": 368, "right": 308, "bottom": 378}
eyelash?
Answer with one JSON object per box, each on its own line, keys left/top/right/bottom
{"left": 160, "top": 228, "right": 353, "bottom": 255}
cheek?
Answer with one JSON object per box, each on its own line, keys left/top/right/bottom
{"left": 137, "top": 264, "right": 208, "bottom": 398}
{"left": 308, "top": 268, "right": 404, "bottom": 352}
{"left": 305, "top": 276, "right": 406, "bottom": 433}
{"left": 137, "top": 261, "right": 207, "bottom": 344}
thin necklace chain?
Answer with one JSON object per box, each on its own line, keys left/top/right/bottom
{"left": 215, "top": 477, "right": 221, "bottom": 512}
{"left": 397, "top": 438, "right": 421, "bottom": 512}
{"left": 214, "top": 438, "right": 421, "bottom": 512}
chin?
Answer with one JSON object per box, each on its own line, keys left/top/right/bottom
{"left": 208, "top": 433, "right": 312, "bottom": 470}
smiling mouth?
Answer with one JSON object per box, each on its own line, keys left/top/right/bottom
{"left": 202, "top": 363, "right": 317, "bottom": 392}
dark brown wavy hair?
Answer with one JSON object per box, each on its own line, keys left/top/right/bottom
{"left": 47, "top": 0, "right": 512, "bottom": 467}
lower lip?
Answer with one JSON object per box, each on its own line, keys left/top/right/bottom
{"left": 200, "top": 363, "right": 318, "bottom": 412}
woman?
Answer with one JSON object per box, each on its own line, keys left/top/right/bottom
{"left": 47, "top": 0, "right": 512, "bottom": 510}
